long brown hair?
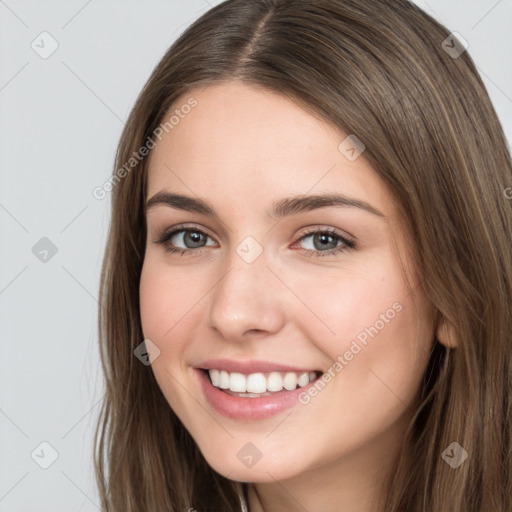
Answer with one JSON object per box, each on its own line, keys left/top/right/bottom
{"left": 94, "top": 0, "right": 512, "bottom": 510}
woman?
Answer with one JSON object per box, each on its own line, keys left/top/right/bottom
{"left": 94, "top": 0, "right": 512, "bottom": 510}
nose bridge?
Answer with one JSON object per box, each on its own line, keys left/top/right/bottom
{"left": 207, "top": 238, "right": 285, "bottom": 340}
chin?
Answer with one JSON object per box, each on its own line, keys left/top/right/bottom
{"left": 200, "top": 445, "right": 308, "bottom": 483}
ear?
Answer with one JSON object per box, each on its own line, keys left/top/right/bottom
{"left": 436, "top": 317, "right": 458, "bottom": 349}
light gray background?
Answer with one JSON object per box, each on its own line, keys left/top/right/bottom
{"left": 1, "top": 1, "right": 511, "bottom": 510}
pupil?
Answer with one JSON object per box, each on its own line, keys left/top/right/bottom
{"left": 186, "top": 231, "right": 203, "bottom": 247}
{"left": 315, "top": 233, "right": 335, "bottom": 250}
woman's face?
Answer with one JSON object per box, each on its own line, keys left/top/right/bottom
{"left": 139, "top": 80, "right": 436, "bottom": 484}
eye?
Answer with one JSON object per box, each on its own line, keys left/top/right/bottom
{"left": 293, "top": 227, "right": 356, "bottom": 258}
{"left": 153, "top": 224, "right": 356, "bottom": 258}
{"left": 153, "top": 225, "right": 216, "bottom": 256}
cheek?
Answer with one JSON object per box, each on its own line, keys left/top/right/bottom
{"left": 139, "top": 262, "right": 169, "bottom": 341}
{"left": 283, "top": 256, "right": 411, "bottom": 355}
{"left": 140, "top": 257, "right": 193, "bottom": 333}
{"left": 139, "top": 260, "right": 190, "bottom": 354}
{"left": 286, "top": 253, "right": 433, "bottom": 395}
{"left": 139, "top": 258, "right": 215, "bottom": 362}
{"left": 139, "top": 260, "right": 201, "bottom": 410}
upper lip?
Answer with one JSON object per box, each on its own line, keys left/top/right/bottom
{"left": 197, "top": 358, "right": 320, "bottom": 374}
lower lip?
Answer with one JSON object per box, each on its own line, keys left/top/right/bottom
{"left": 196, "top": 369, "right": 319, "bottom": 420}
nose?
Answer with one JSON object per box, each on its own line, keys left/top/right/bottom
{"left": 206, "top": 246, "right": 287, "bottom": 342}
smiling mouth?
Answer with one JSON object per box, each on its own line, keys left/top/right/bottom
{"left": 202, "top": 368, "right": 323, "bottom": 397}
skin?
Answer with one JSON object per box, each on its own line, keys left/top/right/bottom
{"left": 139, "top": 81, "right": 452, "bottom": 512}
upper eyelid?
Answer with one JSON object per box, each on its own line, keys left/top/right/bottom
{"left": 154, "top": 224, "right": 215, "bottom": 243}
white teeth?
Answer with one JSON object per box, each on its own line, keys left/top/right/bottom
{"left": 283, "top": 372, "right": 297, "bottom": 391}
{"left": 218, "top": 370, "right": 230, "bottom": 389}
{"left": 209, "top": 369, "right": 219, "bottom": 387}
{"left": 246, "top": 373, "right": 267, "bottom": 393}
{"left": 267, "top": 371, "right": 283, "bottom": 392}
{"left": 298, "top": 372, "right": 310, "bottom": 387}
{"left": 229, "top": 372, "right": 247, "bottom": 392}
{"left": 207, "top": 369, "right": 318, "bottom": 394}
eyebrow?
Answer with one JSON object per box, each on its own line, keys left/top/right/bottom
{"left": 145, "top": 191, "right": 385, "bottom": 219}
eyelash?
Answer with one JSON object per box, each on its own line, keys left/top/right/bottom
{"left": 153, "top": 224, "right": 356, "bottom": 258}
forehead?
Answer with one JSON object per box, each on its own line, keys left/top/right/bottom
{"left": 146, "top": 81, "right": 392, "bottom": 217}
